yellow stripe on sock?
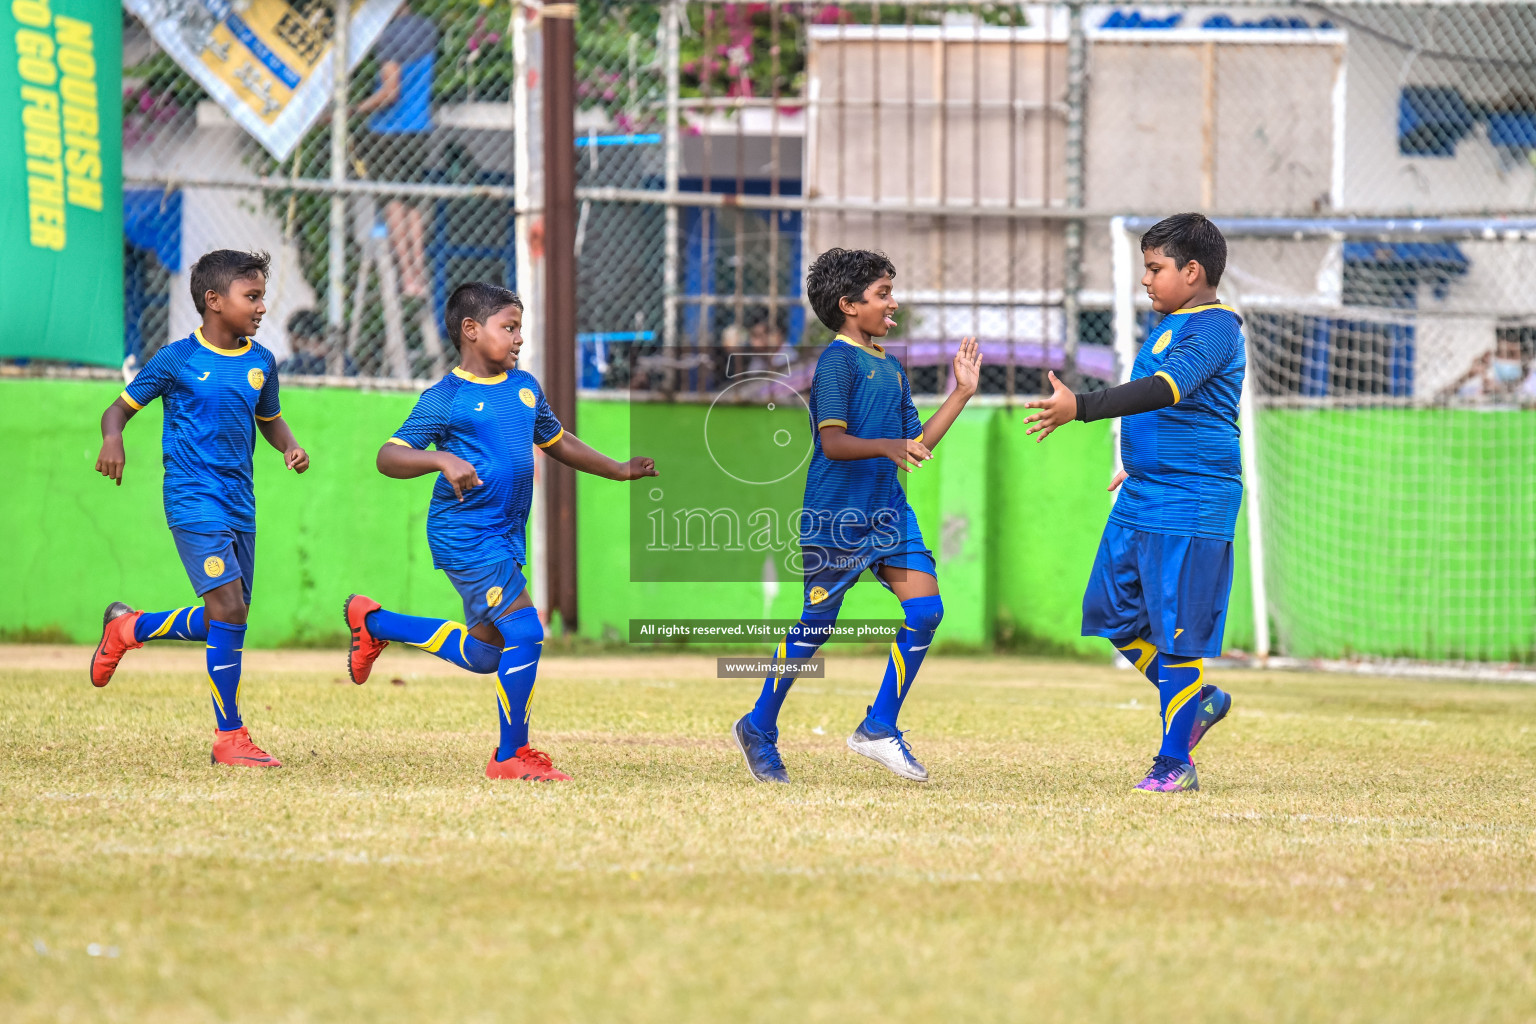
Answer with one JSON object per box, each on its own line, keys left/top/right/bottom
{"left": 1161, "top": 659, "right": 1205, "bottom": 735}
{"left": 408, "top": 621, "right": 466, "bottom": 654}
{"left": 495, "top": 677, "right": 512, "bottom": 722}
{"left": 181, "top": 607, "right": 196, "bottom": 636}
{"left": 523, "top": 683, "right": 536, "bottom": 724}
{"left": 1116, "top": 637, "right": 1157, "bottom": 675}
{"left": 772, "top": 638, "right": 787, "bottom": 692}
{"left": 208, "top": 674, "right": 226, "bottom": 718}
{"left": 148, "top": 608, "right": 190, "bottom": 640}
{"left": 891, "top": 642, "right": 907, "bottom": 696}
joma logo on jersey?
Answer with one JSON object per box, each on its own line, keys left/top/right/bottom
{"left": 197, "top": 371, "right": 210, "bottom": 381}
{"left": 519, "top": 387, "right": 536, "bottom": 408}
{"left": 1153, "top": 330, "right": 1173, "bottom": 354}
{"left": 247, "top": 367, "right": 265, "bottom": 390}
{"left": 474, "top": 402, "right": 484, "bottom": 412}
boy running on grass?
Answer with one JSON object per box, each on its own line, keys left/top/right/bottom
{"left": 91, "top": 250, "right": 309, "bottom": 767}
{"left": 733, "top": 248, "right": 981, "bottom": 784}
{"left": 1023, "top": 213, "right": 1237, "bottom": 793}
{"left": 343, "top": 282, "right": 656, "bottom": 781}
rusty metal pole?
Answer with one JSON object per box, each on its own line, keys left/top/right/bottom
{"left": 542, "top": 2, "right": 578, "bottom": 632}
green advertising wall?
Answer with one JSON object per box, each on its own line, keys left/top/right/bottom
{"left": 0, "top": 1, "right": 122, "bottom": 365}
{"left": 6, "top": 379, "right": 1529, "bottom": 663}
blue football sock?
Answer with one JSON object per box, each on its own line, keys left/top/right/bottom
{"left": 134, "top": 606, "right": 206, "bottom": 643}
{"left": 365, "top": 608, "right": 500, "bottom": 673}
{"left": 1157, "top": 656, "right": 1205, "bottom": 760}
{"left": 494, "top": 607, "right": 544, "bottom": 760}
{"left": 206, "top": 619, "right": 246, "bottom": 732}
{"left": 868, "top": 595, "right": 944, "bottom": 728}
{"left": 748, "top": 610, "right": 839, "bottom": 734}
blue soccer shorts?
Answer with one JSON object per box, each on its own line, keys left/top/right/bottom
{"left": 800, "top": 507, "right": 936, "bottom": 613}
{"left": 171, "top": 524, "right": 256, "bottom": 605}
{"left": 443, "top": 559, "right": 528, "bottom": 629}
{"left": 1081, "top": 521, "right": 1234, "bottom": 659}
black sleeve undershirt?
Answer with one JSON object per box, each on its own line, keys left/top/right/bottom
{"left": 1074, "top": 374, "right": 1176, "bottom": 423}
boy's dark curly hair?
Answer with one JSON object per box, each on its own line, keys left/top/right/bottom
{"left": 445, "top": 281, "right": 524, "bottom": 349}
{"left": 806, "top": 248, "right": 897, "bottom": 332}
{"left": 189, "top": 249, "right": 270, "bottom": 315}
{"left": 1140, "top": 213, "right": 1227, "bottom": 287}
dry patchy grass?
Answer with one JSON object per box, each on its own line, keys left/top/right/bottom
{"left": 2, "top": 645, "right": 1534, "bottom": 1023}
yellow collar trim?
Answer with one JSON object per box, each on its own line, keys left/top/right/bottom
{"left": 834, "top": 333, "right": 886, "bottom": 357}
{"left": 452, "top": 366, "right": 508, "bottom": 385}
{"left": 195, "top": 327, "right": 252, "bottom": 356}
{"left": 1171, "top": 303, "right": 1237, "bottom": 315}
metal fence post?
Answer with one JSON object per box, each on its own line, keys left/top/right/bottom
{"left": 662, "top": 0, "right": 680, "bottom": 363}
{"left": 543, "top": 1, "right": 579, "bottom": 633}
{"left": 1063, "top": 2, "right": 1086, "bottom": 385}
{"left": 327, "top": 0, "right": 350, "bottom": 371}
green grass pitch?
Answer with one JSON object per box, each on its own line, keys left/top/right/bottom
{"left": 3, "top": 645, "right": 1534, "bottom": 1022}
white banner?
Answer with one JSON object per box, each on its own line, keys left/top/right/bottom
{"left": 123, "top": 0, "right": 401, "bottom": 161}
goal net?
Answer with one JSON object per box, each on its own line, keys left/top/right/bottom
{"left": 1112, "top": 217, "right": 1536, "bottom": 676}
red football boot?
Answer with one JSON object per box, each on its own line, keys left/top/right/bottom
{"left": 485, "top": 746, "right": 572, "bottom": 781}
{"left": 211, "top": 726, "right": 282, "bottom": 767}
{"left": 90, "top": 601, "right": 143, "bottom": 688}
{"left": 343, "top": 594, "right": 388, "bottom": 684}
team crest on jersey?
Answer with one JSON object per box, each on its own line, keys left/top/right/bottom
{"left": 1152, "top": 330, "right": 1173, "bottom": 354}
{"left": 809, "top": 586, "right": 829, "bottom": 605}
{"left": 519, "top": 387, "right": 536, "bottom": 408}
{"left": 204, "top": 556, "right": 225, "bottom": 578}
{"left": 486, "top": 586, "right": 504, "bottom": 608}
{"left": 247, "top": 367, "right": 265, "bottom": 390}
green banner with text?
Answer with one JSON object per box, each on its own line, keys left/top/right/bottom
{"left": 0, "top": 0, "right": 121, "bottom": 366}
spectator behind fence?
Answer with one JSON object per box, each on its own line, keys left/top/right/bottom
{"left": 280, "top": 310, "right": 355, "bottom": 378}
{"left": 354, "top": 1, "right": 439, "bottom": 300}
{"left": 1447, "top": 335, "right": 1529, "bottom": 403}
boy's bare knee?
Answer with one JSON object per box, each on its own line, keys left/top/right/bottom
{"left": 203, "top": 585, "right": 248, "bottom": 625}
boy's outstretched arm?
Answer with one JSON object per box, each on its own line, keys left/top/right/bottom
{"left": 95, "top": 397, "right": 138, "bottom": 485}
{"left": 917, "top": 336, "right": 981, "bottom": 451}
{"left": 1022, "top": 370, "right": 1175, "bottom": 442}
{"left": 819, "top": 427, "right": 931, "bottom": 472}
{"left": 377, "top": 443, "right": 483, "bottom": 502}
{"left": 542, "top": 433, "right": 657, "bottom": 481}
{"left": 257, "top": 416, "right": 310, "bottom": 473}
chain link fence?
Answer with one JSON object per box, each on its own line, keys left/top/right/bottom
{"left": 115, "top": 2, "right": 1536, "bottom": 396}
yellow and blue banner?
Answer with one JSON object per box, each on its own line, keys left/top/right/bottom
{"left": 122, "top": 0, "right": 401, "bottom": 161}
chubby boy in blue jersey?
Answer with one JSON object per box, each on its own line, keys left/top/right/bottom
{"left": 734, "top": 249, "right": 981, "bottom": 784}
{"left": 91, "top": 250, "right": 309, "bottom": 767}
{"left": 1024, "top": 213, "right": 1239, "bottom": 793}
{"left": 343, "top": 282, "right": 656, "bottom": 781}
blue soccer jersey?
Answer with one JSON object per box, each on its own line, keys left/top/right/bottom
{"left": 387, "top": 367, "right": 564, "bottom": 571}
{"left": 801, "top": 335, "right": 924, "bottom": 548}
{"left": 121, "top": 329, "right": 282, "bottom": 532}
{"left": 1113, "top": 304, "right": 1246, "bottom": 541}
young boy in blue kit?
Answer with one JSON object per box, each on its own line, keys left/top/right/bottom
{"left": 1024, "top": 213, "right": 1238, "bottom": 792}
{"left": 91, "top": 249, "right": 309, "bottom": 767}
{"left": 733, "top": 248, "right": 981, "bottom": 784}
{"left": 343, "top": 282, "right": 656, "bottom": 781}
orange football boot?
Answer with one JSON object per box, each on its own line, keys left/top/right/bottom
{"left": 90, "top": 601, "right": 143, "bottom": 687}
{"left": 485, "top": 745, "right": 571, "bottom": 781}
{"left": 211, "top": 727, "right": 282, "bottom": 767}
{"left": 343, "top": 594, "right": 388, "bottom": 684}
